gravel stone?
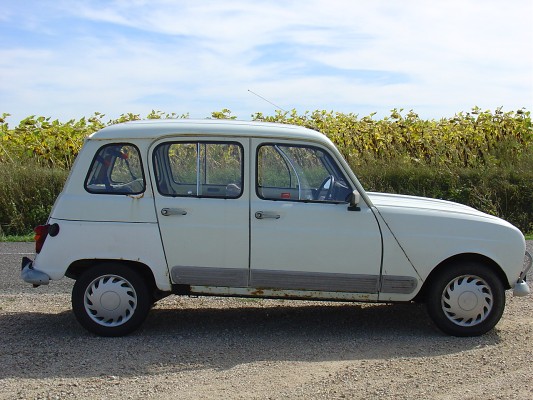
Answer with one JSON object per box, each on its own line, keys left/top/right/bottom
{"left": 1, "top": 241, "right": 532, "bottom": 399}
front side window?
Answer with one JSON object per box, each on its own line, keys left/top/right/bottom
{"left": 85, "top": 144, "right": 145, "bottom": 194}
{"left": 257, "top": 144, "right": 351, "bottom": 202}
{"left": 153, "top": 142, "right": 243, "bottom": 198}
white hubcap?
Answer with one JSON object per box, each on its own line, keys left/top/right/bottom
{"left": 84, "top": 275, "right": 137, "bottom": 327}
{"left": 441, "top": 275, "right": 493, "bottom": 327}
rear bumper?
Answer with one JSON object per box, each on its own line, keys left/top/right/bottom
{"left": 513, "top": 251, "right": 532, "bottom": 297}
{"left": 21, "top": 257, "right": 50, "bottom": 286}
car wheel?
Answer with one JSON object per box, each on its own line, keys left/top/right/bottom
{"left": 72, "top": 263, "right": 151, "bottom": 337}
{"left": 426, "top": 261, "right": 505, "bottom": 337}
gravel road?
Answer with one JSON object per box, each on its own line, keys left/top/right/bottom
{"left": 1, "top": 242, "right": 532, "bottom": 399}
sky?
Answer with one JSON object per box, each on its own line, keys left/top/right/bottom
{"left": 1, "top": 0, "right": 532, "bottom": 126}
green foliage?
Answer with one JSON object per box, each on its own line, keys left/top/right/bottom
{"left": 252, "top": 107, "right": 532, "bottom": 169}
{"left": 356, "top": 157, "right": 533, "bottom": 234}
{"left": 0, "top": 111, "right": 186, "bottom": 169}
{"left": 211, "top": 108, "right": 237, "bottom": 120}
{"left": 0, "top": 108, "right": 531, "bottom": 235}
{"left": 0, "top": 112, "right": 105, "bottom": 169}
{"left": 0, "top": 162, "right": 68, "bottom": 236}
{"left": 2, "top": 108, "right": 530, "bottom": 170}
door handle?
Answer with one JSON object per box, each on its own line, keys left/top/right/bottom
{"left": 255, "top": 211, "right": 280, "bottom": 219}
{"left": 161, "top": 208, "right": 187, "bottom": 216}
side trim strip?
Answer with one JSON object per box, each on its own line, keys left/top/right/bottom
{"left": 380, "top": 275, "right": 418, "bottom": 294}
{"left": 171, "top": 266, "right": 418, "bottom": 295}
{"left": 171, "top": 266, "right": 248, "bottom": 287}
{"left": 251, "top": 270, "right": 379, "bottom": 293}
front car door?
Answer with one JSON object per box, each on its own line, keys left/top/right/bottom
{"left": 250, "top": 139, "right": 383, "bottom": 299}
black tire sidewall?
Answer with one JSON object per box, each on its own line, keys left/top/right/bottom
{"left": 426, "top": 262, "right": 505, "bottom": 337}
{"left": 72, "top": 263, "right": 151, "bottom": 337}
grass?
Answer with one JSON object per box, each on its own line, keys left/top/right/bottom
{"left": 0, "top": 233, "right": 34, "bottom": 242}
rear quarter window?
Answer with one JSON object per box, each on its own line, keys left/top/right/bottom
{"left": 85, "top": 143, "right": 145, "bottom": 194}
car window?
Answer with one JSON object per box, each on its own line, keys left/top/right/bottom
{"left": 256, "top": 144, "right": 351, "bottom": 202}
{"left": 153, "top": 142, "right": 244, "bottom": 198}
{"left": 85, "top": 143, "right": 145, "bottom": 194}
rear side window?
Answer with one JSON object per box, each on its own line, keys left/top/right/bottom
{"left": 153, "top": 142, "right": 243, "bottom": 198}
{"left": 85, "top": 144, "right": 145, "bottom": 194}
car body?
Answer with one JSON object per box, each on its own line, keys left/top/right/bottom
{"left": 21, "top": 119, "right": 531, "bottom": 336}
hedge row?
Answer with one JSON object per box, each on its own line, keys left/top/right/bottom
{"left": 1, "top": 157, "right": 531, "bottom": 236}
{"left": 0, "top": 108, "right": 531, "bottom": 235}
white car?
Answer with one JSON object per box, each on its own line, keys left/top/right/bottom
{"left": 21, "top": 119, "right": 531, "bottom": 337}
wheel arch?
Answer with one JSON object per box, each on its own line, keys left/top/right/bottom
{"left": 415, "top": 253, "right": 509, "bottom": 302}
{"left": 66, "top": 259, "right": 159, "bottom": 296}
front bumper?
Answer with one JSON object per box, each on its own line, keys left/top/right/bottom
{"left": 21, "top": 257, "right": 50, "bottom": 286}
{"left": 513, "top": 251, "right": 532, "bottom": 297}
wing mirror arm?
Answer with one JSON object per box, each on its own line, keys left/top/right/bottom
{"left": 348, "top": 190, "right": 361, "bottom": 211}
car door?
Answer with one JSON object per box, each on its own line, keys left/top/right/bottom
{"left": 250, "top": 140, "right": 383, "bottom": 297}
{"left": 151, "top": 138, "right": 250, "bottom": 287}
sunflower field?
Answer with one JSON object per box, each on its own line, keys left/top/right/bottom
{"left": 0, "top": 108, "right": 531, "bottom": 235}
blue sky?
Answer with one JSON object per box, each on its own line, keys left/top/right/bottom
{"left": 1, "top": 0, "right": 532, "bottom": 125}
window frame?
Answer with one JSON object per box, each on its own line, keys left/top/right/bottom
{"left": 255, "top": 142, "right": 352, "bottom": 204}
{"left": 152, "top": 140, "right": 245, "bottom": 199}
{"left": 84, "top": 142, "right": 145, "bottom": 195}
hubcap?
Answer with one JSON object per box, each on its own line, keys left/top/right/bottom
{"left": 84, "top": 275, "right": 137, "bottom": 327}
{"left": 441, "top": 275, "right": 493, "bottom": 327}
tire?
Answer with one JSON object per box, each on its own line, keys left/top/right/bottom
{"left": 72, "top": 263, "right": 151, "bottom": 337}
{"left": 426, "top": 261, "right": 505, "bottom": 337}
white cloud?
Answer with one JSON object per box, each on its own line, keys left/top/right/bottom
{"left": 0, "top": 0, "right": 531, "bottom": 125}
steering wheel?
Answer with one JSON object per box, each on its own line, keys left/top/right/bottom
{"left": 315, "top": 175, "right": 335, "bottom": 200}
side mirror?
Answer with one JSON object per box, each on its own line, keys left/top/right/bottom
{"left": 348, "top": 190, "right": 361, "bottom": 211}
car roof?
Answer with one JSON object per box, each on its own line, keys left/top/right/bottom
{"left": 88, "top": 119, "right": 330, "bottom": 144}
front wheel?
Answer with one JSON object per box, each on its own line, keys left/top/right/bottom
{"left": 426, "top": 262, "right": 505, "bottom": 336}
{"left": 72, "top": 264, "right": 151, "bottom": 336}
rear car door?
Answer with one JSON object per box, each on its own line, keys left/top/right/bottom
{"left": 151, "top": 138, "right": 250, "bottom": 287}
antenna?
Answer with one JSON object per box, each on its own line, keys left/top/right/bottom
{"left": 248, "top": 89, "right": 287, "bottom": 113}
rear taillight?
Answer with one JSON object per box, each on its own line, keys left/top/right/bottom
{"left": 34, "top": 224, "right": 49, "bottom": 254}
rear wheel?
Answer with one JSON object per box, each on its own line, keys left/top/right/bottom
{"left": 72, "top": 263, "right": 151, "bottom": 336}
{"left": 426, "top": 262, "right": 505, "bottom": 336}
